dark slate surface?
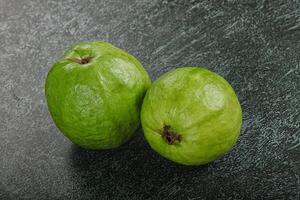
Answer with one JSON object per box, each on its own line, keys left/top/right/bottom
{"left": 0, "top": 0, "right": 300, "bottom": 199}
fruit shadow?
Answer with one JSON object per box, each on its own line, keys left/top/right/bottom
{"left": 67, "top": 128, "right": 212, "bottom": 196}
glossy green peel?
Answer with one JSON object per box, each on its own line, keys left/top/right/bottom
{"left": 45, "top": 41, "right": 151, "bottom": 149}
{"left": 141, "top": 67, "right": 242, "bottom": 165}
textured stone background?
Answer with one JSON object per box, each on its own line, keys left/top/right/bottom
{"left": 0, "top": 0, "right": 300, "bottom": 199}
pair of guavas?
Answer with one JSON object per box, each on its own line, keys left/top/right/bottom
{"left": 45, "top": 41, "right": 242, "bottom": 166}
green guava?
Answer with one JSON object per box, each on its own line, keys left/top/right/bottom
{"left": 45, "top": 41, "right": 151, "bottom": 149}
{"left": 141, "top": 67, "right": 242, "bottom": 165}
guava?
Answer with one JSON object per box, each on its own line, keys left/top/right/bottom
{"left": 141, "top": 67, "right": 242, "bottom": 165}
{"left": 45, "top": 41, "right": 151, "bottom": 149}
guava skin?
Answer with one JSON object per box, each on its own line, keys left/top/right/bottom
{"left": 45, "top": 41, "right": 151, "bottom": 149}
{"left": 141, "top": 67, "right": 242, "bottom": 165}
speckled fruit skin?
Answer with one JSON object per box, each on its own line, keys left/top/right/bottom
{"left": 45, "top": 41, "right": 151, "bottom": 149}
{"left": 141, "top": 67, "right": 242, "bottom": 165}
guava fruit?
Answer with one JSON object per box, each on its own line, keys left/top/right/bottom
{"left": 45, "top": 41, "right": 151, "bottom": 149}
{"left": 141, "top": 67, "right": 242, "bottom": 165}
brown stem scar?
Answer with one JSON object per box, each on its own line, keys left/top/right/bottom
{"left": 162, "top": 125, "right": 181, "bottom": 145}
{"left": 69, "top": 57, "right": 92, "bottom": 65}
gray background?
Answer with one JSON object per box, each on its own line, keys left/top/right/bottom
{"left": 0, "top": 0, "right": 300, "bottom": 199}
